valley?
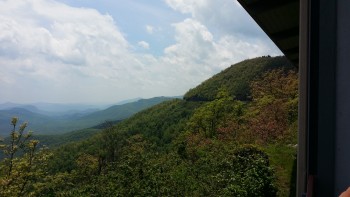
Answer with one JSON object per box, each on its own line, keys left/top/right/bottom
{"left": 0, "top": 56, "right": 298, "bottom": 196}
{"left": 0, "top": 97, "right": 176, "bottom": 136}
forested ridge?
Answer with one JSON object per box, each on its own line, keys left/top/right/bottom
{"left": 184, "top": 56, "right": 294, "bottom": 101}
{"left": 0, "top": 56, "right": 298, "bottom": 196}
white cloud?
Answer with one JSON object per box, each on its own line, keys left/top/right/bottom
{"left": 165, "top": 0, "right": 268, "bottom": 38}
{"left": 138, "top": 41, "right": 150, "bottom": 49}
{"left": 161, "top": 18, "right": 279, "bottom": 80}
{"left": 163, "top": 0, "right": 281, "bottom": 71}
{"left": 0, "top": 0, "right": 281, "bottom": 103}
{"left": 0, "top": 0, "right": 138, "bottom": 103}
{"left": 0, "top": 0, "right": 131, "bottom": 70}
{"left": 165, "top": 0, "right": 200, "bottom": 14}
{"left": 145, "top": 25, "right": 163, "bottom": 35}
{"left": 164, "top": 19, "right": 214, "bottom": 61}
{"left": 146, "top": 25, "right": 154, "bottom": 34}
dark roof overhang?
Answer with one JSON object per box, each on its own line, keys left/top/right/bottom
{"left": 237, "top": 0, "right": 299, "bottom": 66}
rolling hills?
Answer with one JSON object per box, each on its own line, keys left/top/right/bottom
{"left": 0, "top": 97, "right": 175, "bottom": 136}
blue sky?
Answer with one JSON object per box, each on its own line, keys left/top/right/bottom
{"left": 0, "top": 0, "right": 281, "bottom": 104}
{"left": 56, "top": 0, "right": 185, "bottom": 56}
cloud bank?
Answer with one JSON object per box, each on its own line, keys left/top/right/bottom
{"left": 0, "top": 0, "right": 281, "bottom": 103}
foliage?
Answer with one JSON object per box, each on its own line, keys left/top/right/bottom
{"left": 244, "top": 68, "right": 298, "bottom": 144}
{"left": 264, "top": 144, "right": 297, "bottom": 197}
{"left": 184, "top": 56, "right": 294, "bottom": 101}
{"left": 218, "top": 145, "right": 277, "bottom": 196}
{"left": 0, "top": 117, "right": 52, "bottom": 197}
{"left": 185, "top": 87, "right": 247, "bottom": 145}
{"left": 113, "top": 99, "right": 202, "bottom": 147}
{"left": 33, "top": 128, "right": 101, "bottom": 147}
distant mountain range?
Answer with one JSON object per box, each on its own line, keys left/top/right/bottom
{"left": 0, "top": 97, "right": 178, "bottom": 136}
{"left": 0, "top": 102, "right": 102, "bottom": 116}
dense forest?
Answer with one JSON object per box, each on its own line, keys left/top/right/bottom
{"left": 0, "top": 56, "right": 298, "bottom": 196}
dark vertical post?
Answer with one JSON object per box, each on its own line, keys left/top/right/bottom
{"left": 297, "top": 0, "right": 308, "bottom": 195}
{"left": 299, "top": 0, "right": 337, "bottom": 196}
{"left": 316, "top": 0, "right": 337, "bottom": 195}
{"left": 335, "top": 0, "right": 350, "bottom": 194}
{"left": 308, "top": 0, "right": 337, "bottom": 196}
{"left": 307, "top": 0, "right": 319, "bottom": 188}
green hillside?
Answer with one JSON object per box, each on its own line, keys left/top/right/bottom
{"left": 0, "top": 56, "right": 298, "bottom": 196}
{"left": 72, "top": 97, "right": 175, "bottom": 127}
{"left": 184, "top": 56, "right": 294, "bottom": 101}
{"left": 0, "top": 108, "right": 55, "bottom": 136}
{"left": 33, "top": 128, "right": 103, "bottom": 147}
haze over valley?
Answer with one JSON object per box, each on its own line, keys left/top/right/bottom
{"left": 0, "top": 97, "right": 176, "bottom": 136}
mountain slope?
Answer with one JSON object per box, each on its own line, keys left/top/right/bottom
{"left": 73, "top": 97, "right": 175, "bottom": 126}
{"left": 33, "top": 128, "right": 103, "bottom": 147}
{"left": 0, "top": 108, "right": 56, "bottom": 136}
{"left": 184, "top": 56, "right": 293, "bottom": 101}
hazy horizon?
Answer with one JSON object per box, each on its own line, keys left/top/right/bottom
{"left": 0, "top": 95, "right": 182, "bottom": 106}
{"left": 0, "top": 0, "right": 281, "bottom": 104}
